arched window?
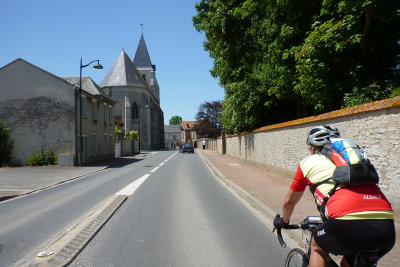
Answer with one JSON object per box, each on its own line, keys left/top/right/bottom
{"left": 132, "top": 102, "right": 138, "bottom": 119}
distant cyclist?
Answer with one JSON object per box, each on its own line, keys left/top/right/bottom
{"left": 274, "top": 125, "right": 395, "bottom": 267}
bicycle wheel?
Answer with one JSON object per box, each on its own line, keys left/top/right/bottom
{"left": 285, "top": 248, "right": 309, "bottom": 267}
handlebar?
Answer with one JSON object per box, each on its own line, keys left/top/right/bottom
{"left": 272, "top": 214, "right": 300, "bottom": 248}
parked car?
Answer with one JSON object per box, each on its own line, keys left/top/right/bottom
{"left": 181, "top": 142, "right": 194, "bottom": 153}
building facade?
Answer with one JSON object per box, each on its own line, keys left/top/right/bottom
{"left": 164, "top": 125, "right": 181, "bottom": 149}
{"left": 0, "top": 59, "right": 115, "bottom": 166}
{"left": 180, "top": 121, "right": 199, "bottom": 143}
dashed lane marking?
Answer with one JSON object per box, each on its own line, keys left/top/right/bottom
{"left": 115, "top": 174, "right": 150, "bottom": 196}
{"left": 150, "top": 167, "right": 159, "bottom": 173}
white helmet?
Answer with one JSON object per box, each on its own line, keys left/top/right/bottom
{"left": 306, "top": 125, "right": 340, "bottom": 147}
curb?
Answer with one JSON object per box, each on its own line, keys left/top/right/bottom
{"left": 197, "top": 150, "right": 345, "bottom": 264}
{"left": 26, "top": 195, "right": 127, "bottom": 267}
{"left": 0, "top": 154, "right": 146, "bottom": 203}
{"left": 197, "top": 150, "right": 310, "bottom": 250}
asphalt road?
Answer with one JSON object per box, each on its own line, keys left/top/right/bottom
{"left": 0, "top": 151, "right": 288, "bottom": 266}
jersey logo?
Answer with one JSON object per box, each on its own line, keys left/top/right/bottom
{"left": 317, "top": 229, "right": 326, "bottom": 236}
{"left": 363, "top": 194, "right": 382, "bottom": 200}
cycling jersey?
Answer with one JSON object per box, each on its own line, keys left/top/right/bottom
{"left": 290, "top": 154, "right": 393, "bottom": 220}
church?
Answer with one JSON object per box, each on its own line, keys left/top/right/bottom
{"left": 101, "top": 34, "right": 164, "bottom": 152}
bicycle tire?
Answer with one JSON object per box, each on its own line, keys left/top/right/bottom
{"left": 285, "top": 248, "right": 309, "bottom": 267}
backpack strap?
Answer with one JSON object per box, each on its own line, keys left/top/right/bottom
{"left": 318, "top": 182, "right": 340, "bottom": 220}
{"left": 309, "top": 177, "right": 331, "bottom": 194}
{"left": 320, "top": 143, "right": 333, "bottom": 162}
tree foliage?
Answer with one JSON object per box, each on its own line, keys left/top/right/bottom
{"left": 0, "top": 120, "right": 13, "bottom": 166}
{"left": 193, "top": 101, "right": 222, "bottom": 138}
{"left": 169, "top": 115, "right": 183, "bottom": 125}
{"left": 193, "top": 0, "right": 400, "bottom": 133}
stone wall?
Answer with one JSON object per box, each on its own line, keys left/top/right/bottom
{"left": 106, "top": 86, "right": 163, "bottom": 150}
{"left": 0, "top": 60, "right": 76, "bottom": 165}
{"left": 215, "top": 96, "right": 400, "bottom": 216}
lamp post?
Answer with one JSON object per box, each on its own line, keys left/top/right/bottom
{"left": 79, "top": 58, "right": 103, "bottom": 166}
{"left": 138, "top": 104, "right": 149, "bottom": 154}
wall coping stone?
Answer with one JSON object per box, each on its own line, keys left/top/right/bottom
{"left": 227, "top": 96, "right": 400, "bottom": 137}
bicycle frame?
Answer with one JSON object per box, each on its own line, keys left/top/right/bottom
{"left": 274, "top": 215, "right": 339, "bottom": 267}
{"left": 273, "top": 215, "right": 378, "bottom": 267}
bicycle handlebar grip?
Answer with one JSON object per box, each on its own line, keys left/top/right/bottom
{"left": 277, "top": 228, "right": 287, "bottom": 248}
{"left": 288, "top": 224, "right": 300, "bottom": 229}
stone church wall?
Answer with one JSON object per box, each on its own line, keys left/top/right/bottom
{"left": 106, "top": 86, "right": 160, "bottom": 150}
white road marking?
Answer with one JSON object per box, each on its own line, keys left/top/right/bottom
{"left": 150, "top": 167, "right": 159, "bottom": 173}
{"left": 116, "top": 152, "right": 177, "bottom": 195}
{"left": 115, "top": 174, "right": 150, "bottom": 196}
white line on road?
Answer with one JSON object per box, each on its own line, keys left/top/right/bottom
{"left": 150, "top": 167, "right": 159, "bottom": 173}
{"left": 115, "top": 174, "right": 150, "bottom": 196}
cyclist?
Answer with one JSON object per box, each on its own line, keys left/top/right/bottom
{"left": 274, "top": 125, "right": 395, "bottom": 267}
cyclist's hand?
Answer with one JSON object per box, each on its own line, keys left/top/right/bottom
{"left": 273, "top": 214, "right": 290, "bottom": 229}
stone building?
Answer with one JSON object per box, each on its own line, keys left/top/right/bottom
{"left": 0, "top": 59, "right": 115, "bottom": 166}
{"left": 180, "top": 121, "right": 199, "bottom": 143}
{"left": 100, "top": 34, "right": 164, "bottom": 151}
{"left": 164, "top": 125, "right": 181, "bottom": 149}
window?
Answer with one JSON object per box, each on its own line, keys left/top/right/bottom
{"left": 92, "top": 99, "right": 98, "bottom": 120}
{"left": 104, "top": 134, "right": 107, "bottom": 154}
{"left": 132, "top": 102, "right": 138, "bottom": 119}
{"left": 104, "top": 103, "right": 107, "bottom": 123}
{"left": 109, "top": 105, "right": 113, "bottom": 124}
{"left": 173, "top": 134, "right": 176, "bottom": 140}
{"left": 81, "top": 96, "right": 88, "bottom": 117}
{"left": 109, "top": 135, "right": 113, "bottom": 154}
{"left": 92, "top": 134, "right": 98, "bottom": 155}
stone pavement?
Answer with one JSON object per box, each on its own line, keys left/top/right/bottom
{"left": 0, "top": 149, "right": 398, "bottom": 266}
{"left": 197, "top": 149, "right": 399, "bottom": 267}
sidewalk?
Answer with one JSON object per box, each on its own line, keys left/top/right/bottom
{"left": 197, "top": 149, "right": 399, "bottom": 267}
{"left": 0, "top": 153, "right": 149, "bottom": 201}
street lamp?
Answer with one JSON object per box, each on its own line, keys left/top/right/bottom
{"left": 79, "top": 58, "right": 103, "bottom": 166}
{"left": 138, "top": 104, "right": 149, "bottom": 154}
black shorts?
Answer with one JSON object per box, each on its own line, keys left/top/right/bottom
{"left": 314, "top": 218, "right": 395, "bottom": 261}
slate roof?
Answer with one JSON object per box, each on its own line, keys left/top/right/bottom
{"left": 133, "top": 34, "right": 154, "bottom": 70}
{"left": 164, "top": 125, "right": 181, "bottom": 133}
{"left": 63, "top": 76, "right": 114, "bottom": 102}
{"left": 99, "top": 50, "right": 147, "bottom": 88}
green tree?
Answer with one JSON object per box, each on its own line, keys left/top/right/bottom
{"left": 169, "top": 115, "right": 182, "bottom": 125}
{"left": 193, "top": 0, "right": 400, "bottom": 133}
{"left": 193, "top": 0, "right": 318, "bottom": 132}
{"left": 0, "top": 120, "right": 13, "bottom": 166}
{"left": 293, "top": 0, "right": 400, "bottom": 110}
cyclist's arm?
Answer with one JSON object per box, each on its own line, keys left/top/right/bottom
{"left": 282, "top": 189, "right": 304, "bottom": 224}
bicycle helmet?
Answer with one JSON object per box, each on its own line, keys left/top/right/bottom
{"left": 324, "top": 125, "right": 340, "bottom": 138}
{"left": 306, "top": 125, "right": 340, "bottom": 147}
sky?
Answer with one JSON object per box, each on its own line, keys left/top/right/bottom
{"left": 0, "top": 0, "right": 225, "bottom": 124}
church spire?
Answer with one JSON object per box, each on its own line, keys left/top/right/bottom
{"left": 133, "top": 33, "right": 154, "bottom": 70}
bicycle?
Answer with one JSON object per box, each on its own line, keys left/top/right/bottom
{"left": 273, "top": 214, "right": 379, "bottom": 267}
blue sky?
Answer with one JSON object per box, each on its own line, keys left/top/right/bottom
{"left": 0, "top": 0, "right": 225, "bottom": 124}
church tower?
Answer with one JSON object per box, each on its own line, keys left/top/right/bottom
{"left": 133, "top": 34, "right": 160, "bottom": 103}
